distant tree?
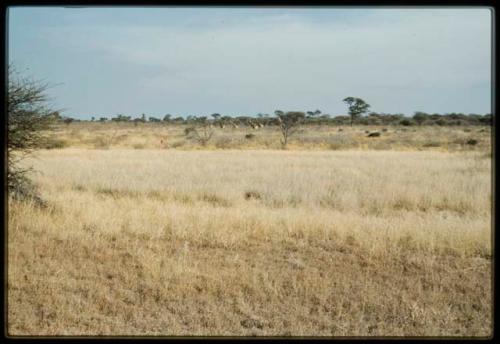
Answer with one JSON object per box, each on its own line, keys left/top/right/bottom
{"left": 305, "top": 109, "right": 322, "bottom": 125}
{"left": 306, "top": 109, "right": 322, "bottom": 118}
{"left": 99, "top": 117, "right": 108, "bottom": 122}
{"left": 140, "top": 113, "right": 147, "bottom": 123}
{"left": 436, "top": 118, "right": 446, "bottom": 126}
{"left": 185, "top": 116, "right": 214, "bottom": 146}
{"left": 63, "top": 117, "right": 74, "bottom": 126}
{"left": 275, "top": 110, "right": 306, "bottom": 148}
{"left": 343, "top": 97, "right": 371, "bottom": 126}
{"left": 413, "top": 112, "right": 429, "bottom": 125}
{"left": 172, "top": 116, "right": 185, "bottom": 124}
{"left": 479, "top": 114, "right": 492, "bottom": 125}
{"left": 91, "top": 116, "right": 95, "bottom": 122}
{"left": 148, "top": 116, "right": 161, "bottom": 122}
{"left": 318, "top": 114, "right": 331, "bottom": 125}
{"left": 163, "top": 114, "right": 172, "bottom": 122}
{"left": 112, "top": 114, "right": 131, "bottom": 122}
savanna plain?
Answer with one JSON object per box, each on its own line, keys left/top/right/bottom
{"left": 8, "top": 124, "right": 492, "bottom": 336}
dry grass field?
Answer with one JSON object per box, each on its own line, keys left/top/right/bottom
{"left": 40, "top": 122, "right": 491, "bottom": 151}
{"left": 7, "top": 125, "right": 492, "bottom": 337}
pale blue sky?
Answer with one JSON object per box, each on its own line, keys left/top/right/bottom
{"left": 8, "top": 7, "right": 492, "bottom": 119}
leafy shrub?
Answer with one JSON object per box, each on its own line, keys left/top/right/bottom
{"left": 245, "top": 133, "right": 255, "bottom": 139}
{"left": 367, "top": 132, "right": 381, "bottom": 137}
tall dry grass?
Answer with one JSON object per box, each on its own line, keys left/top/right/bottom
{"left": 41, "top": 122, "right": 492, "bottom": 151}
{"left": 8, "top": 148, "right": 492, "bottom": 336}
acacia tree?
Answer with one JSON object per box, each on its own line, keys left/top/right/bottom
{"left": 275, "top": 110, "right": 305, "bottom": 149}
{"left": 343, "top": 97, "right": 370, "bottom": 126}
{"left": 7, "top": 66, "right": 55, "bottom": 204}
{"left": 185, "top": 116, "right": 214, "bottom": 146}
{"left": 413, "top": 111, "right": 429, "bottom": 125}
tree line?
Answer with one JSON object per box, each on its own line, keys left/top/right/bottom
{"left": 55, "top": 110, "right": 492, "bottom": 127}
{"left": 56, "top": 95, "right": 492, "bottom": 128}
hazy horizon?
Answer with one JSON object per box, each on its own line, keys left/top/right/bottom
{"left": 8, "top": 7, "right": 493, "bottom": 119}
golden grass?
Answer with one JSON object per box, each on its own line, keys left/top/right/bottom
{"left": 8, "top": 148, "right": 492, "bottom": 336}
{"left": 41, "top": 122, "right": 492, "bottom": 152}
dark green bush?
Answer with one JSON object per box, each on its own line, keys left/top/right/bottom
{"left": 400, "top": 119, "right": 414, "bottom": 126}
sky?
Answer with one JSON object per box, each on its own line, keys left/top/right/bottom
{"left": 8, "top": 7, "right": 493, "bottom": 119}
